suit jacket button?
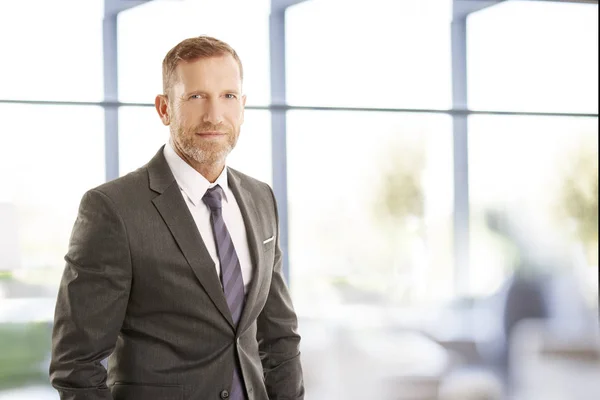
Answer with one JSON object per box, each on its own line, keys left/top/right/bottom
{"left": 220, "top": 389, "right": 230, "bottom": 399}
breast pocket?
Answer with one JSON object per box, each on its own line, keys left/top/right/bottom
{"left": 262, "top": 235, "right": 276, "bottom": 252}
{"left": 111, "top": 383, "right": 183, "bottom": 400}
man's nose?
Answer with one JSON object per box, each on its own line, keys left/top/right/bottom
{"left": 202, "top": 99, "right": 224, "bottom": 125}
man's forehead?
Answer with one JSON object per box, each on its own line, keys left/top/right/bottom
{"left": 177, "top": 55, "right": 240, "bottom": 76}
{"left": 173, "top": 57, "right": 241, "bottom": 90}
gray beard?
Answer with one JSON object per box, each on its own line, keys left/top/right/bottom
{"left": 171, "top": 129, "right": 234, "bottom": 166}
{"left": 182, "top": 141, "right": 232, "bottom": 165}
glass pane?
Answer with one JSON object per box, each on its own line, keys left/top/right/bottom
{"left": 286, "top": 0, "right": 453, "bottom": 109}
{"left": 287, "top": 110, "right": 453, "bottom": 398}
{"left": 117, "top": 0, "right": 271, "bottom": 105}
{"left": 469, "top": 115, "right": 598, "bottom": 307}
{"left": 287, "top": 110, "right": 454, "bottom": 308}
{"left": 468, "top": 1, "right": 599, "bottom": 113}
{"left": 0, "top": 0, "right": 104, "bottom": 101}
{"left": 0, "top": 104, "right": 104, "bottom": 396}
{"left": 119, "top": 107, "right": 272, "bottom": 185}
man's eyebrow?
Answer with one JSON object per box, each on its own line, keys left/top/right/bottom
{"left": 183, "top": 90, "right": 207, "bottom": 97}
{"left": 182, "top": 90, "right": 241, "bottom": 96}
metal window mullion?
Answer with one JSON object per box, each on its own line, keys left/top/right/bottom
{"left": 103, "top": 12, "right": 119, "bottom": 182}
{"left": 269, "top": 9, "right": 290, "bottom": 284}
{"left": 451, "top": 17, "right": 470, "bottom": 297}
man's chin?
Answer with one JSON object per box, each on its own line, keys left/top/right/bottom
{"left": 185, "top": 148, "right": 231, "bottom": 166}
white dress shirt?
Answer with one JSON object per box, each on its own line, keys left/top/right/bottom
{"left": 163, "top": 141, "right": 253, "bottom": 293}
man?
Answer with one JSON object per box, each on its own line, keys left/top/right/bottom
{"left": 50, "top": 36, "right": 304, "bottom": 400}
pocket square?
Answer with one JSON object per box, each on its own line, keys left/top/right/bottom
{"left": 263, "top": 236, "right": 275, "bottom": 244}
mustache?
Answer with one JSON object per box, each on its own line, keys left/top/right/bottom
{"left": 193, "top": 123, "right": 230, "bottom": 134}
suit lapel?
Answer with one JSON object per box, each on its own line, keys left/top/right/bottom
{"left": 228, "top": 170, "right": 269, "bottom": 333}
{"left": 148, "top": 147, "right": 234, "bottom": 329}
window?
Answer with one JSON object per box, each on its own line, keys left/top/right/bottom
{"left": 286, "top": 0, "right": 453, "bottom": 109}
{"left": 0, "top": 0, "right": 104, "bottom": 102}
{"left": 0, "top": 105, "right": 105, "bottom": 290}
{"left": 287, "top": 110, "right": 454, "bottom": 312}
{"left": 468, "top": 1, "right": 598, "bottom": 113}
{"left": 468, "top": 115, "right": 598, "bottom": 304}
{"left": 0, "top": 105, "right": 104, "bottom": 394}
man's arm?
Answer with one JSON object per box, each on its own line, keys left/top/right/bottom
{"left": 50, "top": 189, "right": 132, "bottom": 400}
{"left": 256, "top": 186, "right": 304, "bottom": 400}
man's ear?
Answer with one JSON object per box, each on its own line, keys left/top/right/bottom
{"left": 241, "top": 94, "right": 247, "bottom": 124}
{"left": 155, "top": 94, "right": 170, "bottom": 126}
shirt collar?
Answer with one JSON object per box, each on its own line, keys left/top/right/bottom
{"left": 163, "top": 140, "right": 229, "bottom": 207}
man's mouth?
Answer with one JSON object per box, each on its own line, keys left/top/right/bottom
{"left": 195, "top": 131, "right": 225, "bottom": 136}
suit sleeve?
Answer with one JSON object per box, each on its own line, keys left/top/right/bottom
{"left": 256, "top": 186, "right": 305, "bottom": 400}
{"left": 50, "top": 189, "right": 132, "bottom": 400}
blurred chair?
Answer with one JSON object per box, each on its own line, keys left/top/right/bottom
{"left": 0, "top": 203, "right": 21, "bottom": 299}
{"left": 499, "top": 273, "right": 550, "bottom": 380}
{"left": 383, "top": 376, "right": 440, "bottom": 400}
{"left": 0, "top": 203, "right": 21, "bottom": 272}
{"left": 476, "top": 208, "right": 596, "bottom": 389}
{"left": 366, "top": 330, "right": 450, "bottom": 400}
{"left": 438, "top": 368, "right": 503, "bottom": 400}
{"left": 510, "top": 318, "right": 600, "bottom": 400}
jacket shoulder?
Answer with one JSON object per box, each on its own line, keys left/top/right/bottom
{"left": 89, "top": 166, "right": 150, "bottom": 202}
{"left": 228, "top": 167, "right": 272, "bottom": 194}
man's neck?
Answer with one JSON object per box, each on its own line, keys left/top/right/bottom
{"left": 172, "top": 143, "right": 225, "bottom": 183}
{"left": 194, "top": 163, "right": 225, "bottom": 184}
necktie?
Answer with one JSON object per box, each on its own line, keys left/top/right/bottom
{"left": 202, "top": 185, "right": 247, "bottom": 400}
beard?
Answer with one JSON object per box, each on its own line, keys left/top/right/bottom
{"left": 171, "top": 121, "right": 238, "bottom": 165}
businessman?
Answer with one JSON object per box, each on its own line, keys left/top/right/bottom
{"left": 50, "top": 36, "right": 304, "bottom": 400}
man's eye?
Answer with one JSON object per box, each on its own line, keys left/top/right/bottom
{"left": 225, "top": 94, "right": 237, "bottom": 99}
{"left": 190, "top": 95, "right": 202, "bottom": 99}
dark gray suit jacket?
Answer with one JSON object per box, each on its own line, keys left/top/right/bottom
{"left": 50, "top": 147, "right": 304, "bottom": 400}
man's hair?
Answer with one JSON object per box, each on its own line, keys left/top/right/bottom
{"left": 162, "top": 36, "right": 243, "bottom": 95}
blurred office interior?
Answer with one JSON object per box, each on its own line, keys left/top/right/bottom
{"left": 0, "top": 0, "right": 598, "bottom": 399}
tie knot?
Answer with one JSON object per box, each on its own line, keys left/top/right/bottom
{"left": 202, "top": 185, "right": 224, "bottom": 211}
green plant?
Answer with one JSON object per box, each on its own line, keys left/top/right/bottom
{"left": 374, "top": 139, "right": 425, "bottom": 226}
{"left": 555, "top": 140, "right": 598, "bottom": 265}
{"left": 0, "top": 271, "right": 13, "bottom": 281}
{"left": 0, "top": 322, "right": 51, "bottom": 390}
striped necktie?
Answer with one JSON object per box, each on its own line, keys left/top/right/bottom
{"left": 203, "top": 185, "right": 247, "bottom": 400}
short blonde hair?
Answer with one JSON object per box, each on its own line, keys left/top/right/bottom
{"left": 161, "top": 36, "right": 244, "bottom": 95}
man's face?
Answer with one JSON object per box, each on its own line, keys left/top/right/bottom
{"left": 161, "top": 55, "right": 246, "bottom": 166}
